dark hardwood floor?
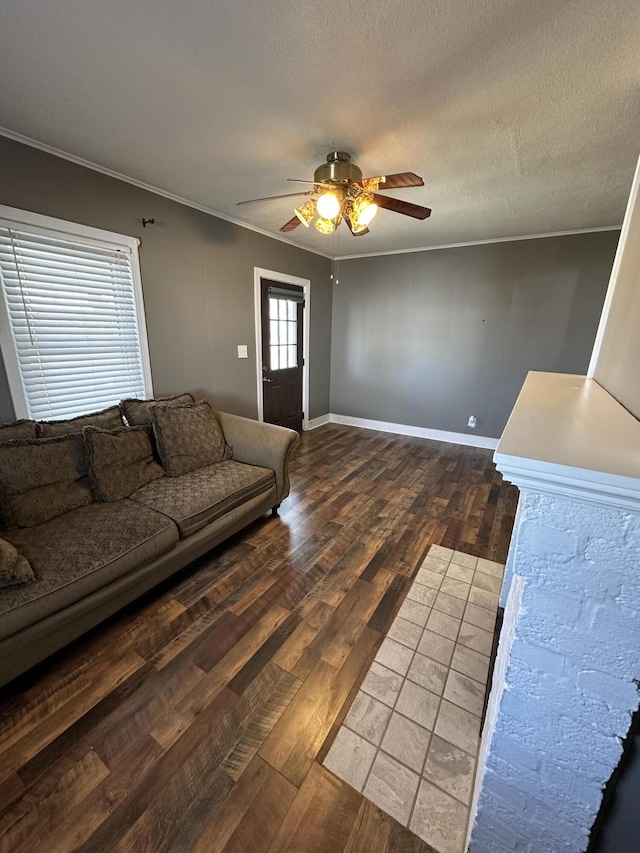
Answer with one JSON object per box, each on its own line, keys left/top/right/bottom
{"left": 0, "top": 424, "right": 518, "bottom": 853}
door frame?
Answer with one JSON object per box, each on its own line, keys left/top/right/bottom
{"left": 254, "top": 267, "right": 311, "bottom": 430}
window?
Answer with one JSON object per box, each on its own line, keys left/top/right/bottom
{"left": 269, "top": 295, "right": 298, "bottom": 370}
{"left": 0, "top": 206, "right": 152, "bottom": 421}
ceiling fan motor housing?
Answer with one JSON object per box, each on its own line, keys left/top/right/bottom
{"left": 314, "top": 151, "right": 363, "bottom": 185}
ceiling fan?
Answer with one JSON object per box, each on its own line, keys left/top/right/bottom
{"left": 237, "top": 151, "right": 431, "bottom": 236}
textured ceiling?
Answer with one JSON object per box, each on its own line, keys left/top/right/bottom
{"left": 0, "top": 0, "right": 639, "bottom": 258}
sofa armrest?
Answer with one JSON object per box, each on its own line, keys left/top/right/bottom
{"left": 212, "top": 411, "right": 300, "bottom": 505}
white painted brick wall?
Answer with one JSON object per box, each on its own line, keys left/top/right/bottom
{"left": 469, "top": 488, "right": 640, "bottom": 853}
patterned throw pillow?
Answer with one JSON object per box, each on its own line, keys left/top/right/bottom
{"left": 0, "top": 538, "right": 35, "bottom": 589}
{"left": 120, "top": 393, "right": 195, "bottom": 427}
{"left": 37, "top": 405, "right": 124, "bottom": 437}
{"left": 0, "top": 419, "right": 37, "bottom": 441}
{"left": 84, "top": 425, "right": 164, "bottom": 502}
{"left": 150, "top": 400, "right": 232, "bottom": 477}
{"left": 0, "top": 434, "right": 92, "bottom": 528}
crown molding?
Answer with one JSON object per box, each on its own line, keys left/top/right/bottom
{"left": 0, "top": 127, "right": 334, "bottom": 260}
{"left": 334, "top": 226, "right": 621, "bottom": 260}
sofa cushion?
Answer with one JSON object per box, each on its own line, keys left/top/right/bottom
{"left": 130, "top": 459, "right": 275, "bottom": 537}
{"left": 0, "top": 538, "right": 35, "bottom": 589}
{"left": 0, "top": 500, "right": 178, "bottom": 640}
{"left": 84, "top": 425, "right": 164, "bottom": 502}
{"left": 0, "top": 434, "right": 92, "bottom": 529}
{"left": 150, "top": 400, "right": 232, "bottom": 477}
{"left": 120, "top": 393, "right": 195, "bottom": 427}
{"left": 37, "top": 405, "right": 123, "bottom": 437}
{"left": 0, "top": 419, "right": 37, "bottom": 441}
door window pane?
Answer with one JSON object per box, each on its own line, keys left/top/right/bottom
{"left": 270, "top": 345, "right": 279, "bottom": 370}
{"left": 268, "top": 296, "right": 298, "bottom": 370}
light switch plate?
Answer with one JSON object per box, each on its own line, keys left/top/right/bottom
{"left": 237, "top": 344, "right": 248, "bottom": 359}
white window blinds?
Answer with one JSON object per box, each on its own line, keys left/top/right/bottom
{"left": 0, "top": 216, "right": 150, "bottom": 421}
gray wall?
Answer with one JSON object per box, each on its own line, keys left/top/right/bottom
{"left": 592, "top": 170, "right": 640, "bottom": 420}
{"left": 330, "top": 231, "right": 619, "bottom": 439}
{"left": 0, "top": 135, "right": 332, "bottom": 423}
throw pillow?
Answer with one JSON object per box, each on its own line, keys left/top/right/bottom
{"left": 120, "top": 393, "right": 195, "bottom": 427}
{"left": 0, "top": 419, "right": 38, "bottom": 441}
{"left": 37, "top": 405, "right": 124, "bottom": 437}
{"left": 150, "top": 400, "right": 232, "bottom": 477}
{"left": 0, "top": 434, "right": 92, "bottom": 529}
{"left": 84, "top": 425, "right": 164, "bottom": 502}
{"left": 0, "top": 538, "right": 35, "bottom": 589}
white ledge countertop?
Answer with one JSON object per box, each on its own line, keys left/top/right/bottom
{"left": 494, "top": 372, "right": 640, "bottom": 512}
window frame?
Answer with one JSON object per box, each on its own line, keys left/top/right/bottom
{"left": 0, "top": 204, "right": 153, "bottom": 419}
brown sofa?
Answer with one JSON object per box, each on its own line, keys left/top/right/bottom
{"left": 0, "top": 399, "right": 299, "bottom": 688}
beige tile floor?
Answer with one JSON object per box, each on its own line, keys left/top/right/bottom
{"left": 323, "top": 545, "right": 505, "bottom": 853}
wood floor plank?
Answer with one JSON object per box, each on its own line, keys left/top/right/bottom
{"left": 220, "top": 663, "right": 302, "bottom": 782}
{"left": 271, "top": 601, "right": 334, "bottom": 675}
{"left": 35, "top": 735, "right": 163, "bottom": 853}
{"left": 86, "top": 659, "right": 206, "bottom": 768}
{"left": 17, "top": 661, "right": 154, "bottom": 787}
{"left": 227, "top": 613, "right": 301, "bottom": 696}
{"left": 150, "top": 605, "right": 290, "bottom": 751}
{"left": 0, "top": 773, "right": 23, "bottom": 812}
{"left": 366, "top": 573, "right": 410, "bottom": 634}
{"left": 0, "top": 649, "right": 145, "bottom": 783}
{"left": 321, "top": 573, "right": 393, "bottom": 669}
{"left": 193, "top": 756, "right": 297, "bottom": 853}
{"left": 344, "top": 796, "right": 438, "bottom": 853}
{"left": 259, "top": 626, "right": 379, "bottom": 787}
{"left": 0, "top": 740, "right": 109, "bottom": 853}
{"left": 0, "top": 425, "right": 517, "bottom": 851}
{"left": 266, "top": 761, "right": 363, "bottom": 853}
{"left": 78, "top": 687, "right": 240, "bottom": 853}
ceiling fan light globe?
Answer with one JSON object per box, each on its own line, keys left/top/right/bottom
{"left": 316, "top": 192, "right": 341, "bottom": 220}
{"left": 359, "top": 202, "right": 378, "bottom": 226}
{"left": 294, "top": 199, "right": 317, "bottom": 227}
{"left": 315, "top": 216, "right": 335, "bottom": 234}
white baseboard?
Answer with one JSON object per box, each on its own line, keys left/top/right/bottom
{"left": 305, "top": 413, "right": 332, "bottom": 430}
{"left": 306, "top": 413, "right": 499, "bottom": 449}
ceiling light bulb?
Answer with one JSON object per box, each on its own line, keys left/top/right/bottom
{"left": 294, "top": 199, "right": 317, "bottom": 227}
{"left": 316, "top": 192, "right": 341, "bottom": 220}
{"left": 315, "top": 217, "right": 335, "bottom": 234}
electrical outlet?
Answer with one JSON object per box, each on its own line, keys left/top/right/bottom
{"left": 237, "top": 345, "right": 248, "bottom": 359}
{"left": 467, "top": 414, "right": 477, "bottom": 429}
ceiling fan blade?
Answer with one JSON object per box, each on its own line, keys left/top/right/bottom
{"left": 237, "top": 191, "right": 309, "bottom": 205}
{"left": 343, "top": 215, "right": 369, "bottom": 237}
{"left": 280, "top": 216, "right": 302, "bottom": 232}
{"left": 286, "top": 179, "right": 336, "bottom": 188}
{"left": 362, "top": 172, "right": 424, "bottom": 190}
{"left": 372, "top": 193, "right": 431, "bottom": 220}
